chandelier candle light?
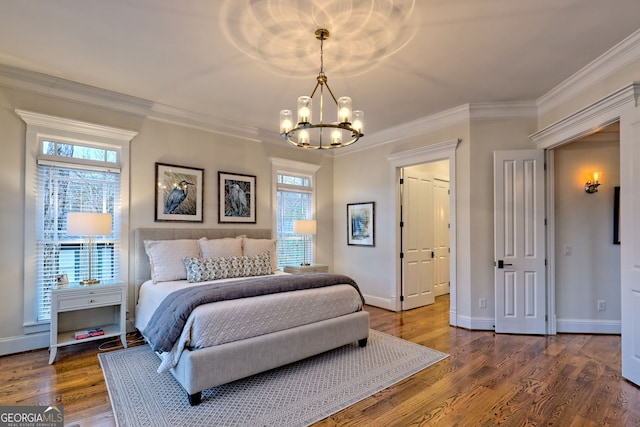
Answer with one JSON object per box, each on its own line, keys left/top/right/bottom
{"left": 280, "top": 29, "right": 364, "bottom": 149}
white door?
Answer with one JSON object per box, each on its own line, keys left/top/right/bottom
{"left": 493, "top": 150, "right": 546, "bottom": 334}
{"left": 402, "top": 169, "right": 435, "bottom": 310}
{"left": 433, "top": 178, "right": 450, "bottom": 296}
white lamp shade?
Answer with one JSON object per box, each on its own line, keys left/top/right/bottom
{"left": 67, "top": 212, "right": 112, "bottom": 236}
{"left": 293, "top": 219, "right": 316, "bottom": 235}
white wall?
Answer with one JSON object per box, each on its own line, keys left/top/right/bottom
{"left": 553, "top": 134, "right": 621, "bottom": 332}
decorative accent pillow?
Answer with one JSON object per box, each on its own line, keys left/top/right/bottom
{"left": 144, "top": 239, "right": 201, "bottom": 283}
{"left": 183, "top": 252, "right": 273, "bottom": 282}
{"left": 198, "top": 237, "right": 242, "bottom": 259}
{"left": 241, "top": 238, "right": 279, "bottom": 271}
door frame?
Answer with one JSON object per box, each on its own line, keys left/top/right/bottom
{"left": 388, "top": 138, "right": 460, "bottom": 325}
{"left": 531, "top": 83, "right": 639, "bottom": 382}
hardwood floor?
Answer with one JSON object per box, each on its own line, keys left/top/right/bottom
{"left": 1, "top": 295, "right": 639, "bottom": 426}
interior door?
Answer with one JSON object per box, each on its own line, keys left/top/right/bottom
{"left": 493, "top": 150, "right": 546, "bottom": 334}
{"left": 402, "top": 169, "right": 435, "bottom": 310}
{"left": 433, "top": 177, "right": 450, "bottom": 296}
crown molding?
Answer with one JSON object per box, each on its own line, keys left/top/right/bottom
{"left": 530, "top": 82, "right": 639, "bottom": 149}
{"left": 0, "top": 64, "right": 262, "bottom": 142}
{"left": 537, "top": 28, "right": 640, "bottom": 115}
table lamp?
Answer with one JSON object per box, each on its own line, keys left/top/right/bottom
{"left": 293, "top": 219, "right": 316, "bottom": 266}
{"left": 66, "top": 212, "right": 112, "bottom": 285}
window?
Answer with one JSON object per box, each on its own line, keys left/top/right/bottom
{"left": 36, "top": 141, "right": 121, "bottom": 321}
{"left": 271, "top": 158, "right": 320, "bottom": 270}
{"left": 18, "top": 110, "right": 136, "bottom": 330}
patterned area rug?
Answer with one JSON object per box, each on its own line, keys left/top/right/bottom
{"left": 99, "top": 330, "right": 448, "bottom": 427}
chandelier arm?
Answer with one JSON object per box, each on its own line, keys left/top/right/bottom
{"left": 322, "top": 81, "right": 339, "bottom": 105}
{"left": 309, "top": 80, "right": 322, "bottom": 99}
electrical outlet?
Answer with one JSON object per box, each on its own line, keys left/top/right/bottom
{"left": 597, "top": 300, "right": 606, "bottom": 311}
{"left": 479, "top": 298, "right": 487, "bottom": 309}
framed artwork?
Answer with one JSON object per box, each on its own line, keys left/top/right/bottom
{"left": 55, "top": 274, "right": 68, "bottom": 286}
{"left": 614, "top": 186, "right": 620, "bottom": 245}
{"left": 347, "top": 202, "right": 375, "bottom": 246}
{"left": 218, "top": 171, "right": 256, "bottom": 223}
{"left": 155, "top": 163, "right": 204, "bottom": 222}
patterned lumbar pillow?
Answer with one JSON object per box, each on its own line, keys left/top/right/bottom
{"left": 183, "top": 251, "right": 273, "bottom": 282}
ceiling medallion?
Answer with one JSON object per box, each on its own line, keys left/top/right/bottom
{"left": 279, "top": 29, "right": 364, "bottom": 150}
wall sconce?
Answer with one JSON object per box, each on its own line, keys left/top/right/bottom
{"left": 585, "top": 172, "right": 601, "bottom": 194}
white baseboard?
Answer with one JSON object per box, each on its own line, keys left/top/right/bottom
{"left": 362, "top": 294, "right": 397, "bottom": 311}
{"left": 556, "top": 318, "right": 621, "bottom": 334}
{"left": 0, "top": 332, "right": 49, "bottom": 356}
{"left": 454, "top": 314, "right": 495, "bottom": 331}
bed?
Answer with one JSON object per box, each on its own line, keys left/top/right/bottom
{"left": 133, "top": 228, "right": 369, "bottom": 406}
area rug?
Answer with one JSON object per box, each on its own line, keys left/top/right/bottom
{"left": 99, "top": 329, "right": 448, "bottom": 427}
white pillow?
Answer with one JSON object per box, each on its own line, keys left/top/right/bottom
{"left": 198, "top": 237, "right": 242, "bottom": 259}
{"left": 144, "top": 239, "right": 200, "bottom": 283}
{"left": 241, "top": 237, "right": 279, "bottom": 271}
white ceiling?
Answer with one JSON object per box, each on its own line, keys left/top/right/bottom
{"left": 1, "top": 0, "right": 639, "bottom": 145}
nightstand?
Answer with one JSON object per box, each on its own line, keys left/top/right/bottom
{"left": 49, "top": 281, "right": 127, "bottom": 364}
{"left": 284, "top": 264, "right": 329, "bottom": 274}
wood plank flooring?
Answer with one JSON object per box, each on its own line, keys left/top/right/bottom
{"left": 1, "top": 295, "right": 639, "bottom": 426}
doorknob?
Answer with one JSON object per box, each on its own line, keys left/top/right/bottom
{"left": 497, "top": 260, "right": 513, "bottom": 269}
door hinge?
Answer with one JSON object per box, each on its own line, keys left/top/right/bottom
{"left": 400, "top": 295, "right": 405, "bottom": 302}
{"left": 400, "top": 221, "right": 404, "bottom": 228}
{"left": 400, "top": 252, "right": 404, "bottom": 259}
{"left": 545, "top": 259, "right": 547, "bottom": 266}
{"left": 431, "top": 251, "right": 435, "bottom": 258}
{"left": 399, "top": 178, "right": 404, "bottom": 185}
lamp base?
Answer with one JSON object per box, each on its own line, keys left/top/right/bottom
{"left": 80, "top": 278, "right": 100, "bottom": 286}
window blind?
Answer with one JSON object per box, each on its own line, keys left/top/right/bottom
{"left": 35, "top": 143, "right": 121, "bottom": 322}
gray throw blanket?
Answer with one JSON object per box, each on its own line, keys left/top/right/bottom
{"left": 143, "top": 273, "right": 364, "bottom": 353}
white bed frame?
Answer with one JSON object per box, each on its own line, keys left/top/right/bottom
{"left": 134, "top": 228, "right": 370, "bottom": 405}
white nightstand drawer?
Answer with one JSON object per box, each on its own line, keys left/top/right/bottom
{"left": 58, "top": 291, "right": 122, "bottom": 310}
{"left": 284, "top": 264, "right": 329, "bottom": 274}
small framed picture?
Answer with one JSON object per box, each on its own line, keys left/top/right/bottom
{"left": 56, "top": 274, "right": 69, "bottom": 286}
{"left": 347, "top": 202, "right": 375, "bottom": 246}
{"left": 218, "top": 171, "right": 256, "bottom": 223}
{"left": 155, "top": 163, "right": 204, "bottom": 222}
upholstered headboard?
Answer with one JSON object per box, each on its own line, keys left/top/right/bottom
{"left": 134, "top": 228, "right": 272, "bottom": 301}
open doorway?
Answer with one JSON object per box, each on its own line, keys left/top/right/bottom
{"left": 388, "top": 138, "right": 459, "bottom": 322}
{"left": 400, "top": 161, "right": 451, "bottom": 311}
{"left": 550, "top": 122, "right": 621, "bottom": 334}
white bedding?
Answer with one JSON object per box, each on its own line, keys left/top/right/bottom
{"left": 135, "top": 272, "right": 364, "bottom": 372}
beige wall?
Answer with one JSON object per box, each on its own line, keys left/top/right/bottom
{"left": 554, "top": 136, "right": 621, "bottom": 328}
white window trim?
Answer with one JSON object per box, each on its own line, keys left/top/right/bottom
{"left": 17, "top": 110, "right": 136, "bottom": 333}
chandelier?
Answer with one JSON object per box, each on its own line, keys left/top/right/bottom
{"left": 280, "top": 29, "right": 364, "bottom": 149}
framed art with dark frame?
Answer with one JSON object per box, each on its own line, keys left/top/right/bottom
{"left": 155, "top": 163, "right": 204, "bottom": 222}
{"left": 218, "top": 171, "right": 256, "bottom": 223}
{"left": 347, "top": 201, "right": 375, "bottom": 246}
{"left": 614, "top": 186, "right": 620, "bottom": 245}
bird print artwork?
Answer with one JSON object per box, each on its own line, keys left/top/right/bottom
{"left": 156, "top": 164, "right": 203, "bottom": 222}
{"left": 229, "top": 183, "right": 248, "bottom": 216}
{"left": 224, "top": 179, "right": 251, "bottom": 218}
{"left": 164, "top": 179, "right": 195, "bottom": 214}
